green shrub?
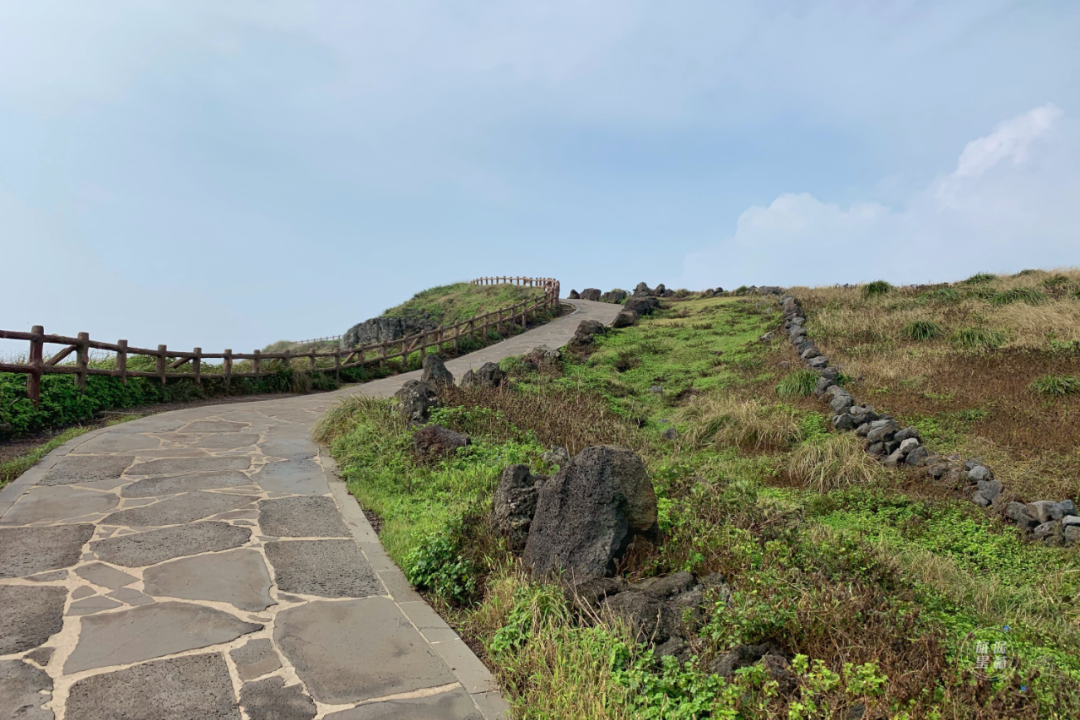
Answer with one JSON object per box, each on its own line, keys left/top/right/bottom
{"left": 775, "top": 370, "right": 819, "bottom": 398}
{"left": 901, "top": 320, "right": 945, "bottom": 341}
{"left": 1017, "top": 269, "right": 1041, "bottom": 276}
{"left": 989, "top": 287, "right": 1046, "bottom": 306}
{"left": 962, "top": 272, "right": 997, "bottom": 285}
{"left": 1029, "top": 375, "right": 1080, "bottom": 396}
{"left": 403, "top": 533, "right": 478, "bottom": 606}
{"left": 1043, "top": 274, "right": 1071, "bottom": 289}
{"left": 925, "top": 287, "right": 959, "bottom": 302}
{"left": 862, "top": 280, "right": 892, "bottom": 297}
{"left": 951, "top": 327, "right": 1006, "bottom": 350}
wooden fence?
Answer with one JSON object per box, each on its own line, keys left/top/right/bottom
{"left": 0, "top": 277, "right": 561, "bottom": 406}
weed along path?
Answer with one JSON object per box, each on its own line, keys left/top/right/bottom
{"left": 0, "top": 298, "right": 620, "bottom": 720}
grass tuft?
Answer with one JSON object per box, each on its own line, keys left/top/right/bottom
{"left": 951, "top": 327, "right": 1006, "bottom": 350}
{"left": 775, "top": 369, "right": 819, "bottom": 398}
{"left": 678, "top": 395, "right": 803, "bottom": 452}
{"left": 1029, "top": 375, "right": 1080, "bottom": 396}
{"left": 862, "top": 280, "right": 892, "bottom": 297}
{"left": 926, "top": 287, "right": 960, "bottom": 303}
{"left": 989, "top": 287, "right": 1046, "bottom": 306}
{"left": 788, "top": 433, "right": 884, "bottom": 491}
{"left": 901, "top": 320, "right": 945, "bottom": 341}
{"left": 962, "top": 272, "right": 998, "bottom": 285}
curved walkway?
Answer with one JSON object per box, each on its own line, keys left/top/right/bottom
{"left": 0, "top": 299, "right": 622, "bottom": 720}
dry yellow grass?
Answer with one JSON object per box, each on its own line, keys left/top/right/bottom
{"left": 787, "top": 432, "right": 885, "bottom": 491}
{"left": 677, "top": 394, "right": 803, "bottom": 452}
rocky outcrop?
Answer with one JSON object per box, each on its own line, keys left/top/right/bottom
{"left": 580, "top": 289, "right": 602, "bottom": 301}
{"left": 420, "top": 355, "right": 454, "bottom": 389}
{"left": 492, "top": 465, "right": 547, "bottom": 554}
{"left": 459, "top": 362, "right": 506, "bottom": 390}
{"left": 342, "top": 314, "right": 437, "bottom": 349}
{"left": 624, "top": 296, "right": 660, "bottom": 316}
{"left": 632, "top": 282, "right": 653, "bottom": 297}
{"left": 572, "top": 319, "right": 606, "bottom": 345}
{"left": 612, "top": 310, "right": 639, "bottom": 328}
{"left": 568, "top": 290, "right": 581, "bottom": 300}
{"left": 413, "top": 425, "right": 469, "bottom": 459}
{"left": 600, "top": 289, "right": 628, "bottom": 304}
{"left": 523, "top": 446, "right": 657, "bottom": 583}
{"left": 393, "top": 380, "right": 440, "bottom": 425}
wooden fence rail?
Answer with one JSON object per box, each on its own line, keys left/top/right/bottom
{"left": 0, "top": 277, "right": 561, "bottom": 407}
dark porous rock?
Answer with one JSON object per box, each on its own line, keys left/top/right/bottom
{"left": 573, "top": 319, "right": 607, "bottom": 344}
{"left": 905, "top": 446, "right": 930, "bottom": 467}
{"left": 1006, "top": 501, "right": 1037, "bottom": 529}
{"left": 573, "top": 577, "right": 626, "bottom": 606}
{"left": 833, "top": 413, "right": 858, "bottom": 431}
{"left": 1027, "top": 500, "right": 1063, "bottom": 525}
{"left": 819, "top": 366, "right": 840, "bottom": 381}
{"left": 612, "top": 310, "right": 640, "bottom": 328}
{"left": 523, "top": 446, "right": 657, "bottom": 583}
{"left": 807, "top": 356, "right": 829, "bottom": 370}
{"left": 866, "top": 442, "right": 886, "bottom": 457}
{"left": 800, "top": 346, "right": 821, "bottom": 360}
{"left": 849, "top": 406, "right": 880, "bottom": 425}
{"left": 568, "top": 289, "right": 581, "bottom": 300}
{"left": 1033, "top": 521, "right": 1062, "bottom": 543}
{"left": 977, "top": 479, "right": 1003, "bottom": 503}
{"left": 600, "top": 289, "right": 628, "bottom": 304}
{"left": 632, "top": 282, "right": 654, "bottom": 297}
{"left": 926, "top": 463, "right": 950, "bottom": 480}
{"left": 654, "top": 637, "right": 692, "bottom": 665}
{"left": 420, "top": 355, "right": 454, "bottom": 389}
{"left": 1059, "top": 500, "right": 1079, "bottom": 516}
{"left": 662, "top": 427, "right": 679, "bottom": 441}
{"left": 460, "top": 362, "right": 506, "bottom": 390}
{"left": 972, "top": 491, "right": 992, "bottom": 507}
{"left": 624, "top": 296, "right": 660, "bottom": 316}
{"left": 580, "top": 288, "right": 602, "bottom": 301}
{"left": 541, "top": 446, "right": 571, "bottom": 466}
{"left": 762, "top": 654, "right": 798, "bottom": 695}
{"left": 964, "top": 459, "right": 983, "bottom": 471}
{"left": 493, "top": 465, "right": 547, "bottom": 554}
{"left": 968, "top": 465, "right": 993, "bottom": 482}
{"left": 707, "top": 644, "right": 774, "bottom": 678}
{"left": 898, "top": 438, "right": 920, "bottom": 457}
{"left": 628, "top": 572, "right": 695, "bottom": 599}
{"left": 866, "top": 420, "right": 899, "bottom": 444}
{"left": 1066, "top": 526, "right": 1080, "bottom": 545}
{"left": 828, "top": 392, "right": 854, "bottom": 414}
{"left": 795, "top": 339, "right": 814, "bottom": 355}
{"left": 413, "top": 425, "right": 470, "bottom": 460}
{"left": 394, "top": 380, "right": 440, "bottom": 425}
{"left": 669, "top": 587, "right": 706, "bottom": 630}
{"left": 815, "top": 376, "right": 836, "bottom": 398}
{"left": 893, "top": 426, "right": 920, "bottom": 443}
{"left": 883, "top": 449, "right": 905, "bottom": 468}
{"left": 603, "top": 591, "right": 678, "bottom": 644}
{"left": 855, "top": 423, "right": 872, "bottom": 437}
{"left": 342, "top": 315, "right": 437, "bottom": 350}
{"left": 702, "top": 289, "right": 716, "bottom": 298}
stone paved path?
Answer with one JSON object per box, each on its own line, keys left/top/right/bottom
{"left": 0, "top": 299, "right": 621, "bottom": 720}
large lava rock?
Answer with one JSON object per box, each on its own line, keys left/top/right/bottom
{"left": 342, "top": 315, "right": 437, "bottom": 348}
{"left": 580, "top": 289, "right": 602, "bottom": 301}
{"left": 492, "top": 465, "right": 547, "bottom": 554}
{"left": 624, "top": 296, "right": 660, "bottom": 316}
{"left": 420, "top": 355, "right": 454, "bottom": 389}
{"left": 459, "top": 362, "right": 506, "bottom": 389}
{"left": 523, "top": 446, "right": 657, "bottom": 583}
{"left": 413, "top": 425, "right": 469, "bottom": 459}
{"left": 394, "top": 380, "right": 440, "bottom": 425}
{"left": 600, "top": 289, "right": 628, "bottom": 304}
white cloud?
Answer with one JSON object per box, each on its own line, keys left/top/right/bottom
{"left": 681, "top": 105, "right": 1080, "bottom": 288}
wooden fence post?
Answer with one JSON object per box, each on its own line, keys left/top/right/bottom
{"left": 334, "top": 349, "right": 340, "bottom": 383}
{"left": 251, "top": 350, "right": 259, "bottom": 379}
{"left": 75, "top": 332, "right": 89, "bottom": 392}
{"left": 117, "top": 340, "right": 128, "bottom": 385}
{"left": 27, "top": 325, "right": 43, "bottom": 406}
{"left": 193, "top": 348, "right": 202, "bottom": 385}
{"left": 225, "top": 349, "right": 234, "bottom": 388}
{"left": 157, "top": 345, "right": 167, "bottom": 385}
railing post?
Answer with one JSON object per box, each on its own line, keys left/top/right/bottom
{"left": 308, "top": 351, "right": 316, "bottom": 372}
{"left": 157, "top": 345, "right": 167, "bottom": 385}
{"left": 27, "top": 325, "right": 43, "bottom": 407}
{"left": 75, "top": 332, "right": 89, "bottom": 392}
{"left": 193, "top": 348, "right": 202, "bottom": 385}
{"left": 225, "top": 349, "right": 234, "bottom": 388}
{"left": 334, "top": 349, "right": 341, "bottom": 383}
{"left": 117, "top": 339, "right": 128, "bottom": 385}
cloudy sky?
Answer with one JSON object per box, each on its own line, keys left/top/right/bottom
{"left": 1, "top": 1, "right": 1077, "bottom": 353}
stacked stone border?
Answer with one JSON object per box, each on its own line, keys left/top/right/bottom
{"left": 780, "top": 294, "right": 1080, "bottom": 547}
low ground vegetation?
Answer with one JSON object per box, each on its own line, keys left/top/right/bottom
{"left": 322, "top": 282, "right": 1080, "bottom": 719}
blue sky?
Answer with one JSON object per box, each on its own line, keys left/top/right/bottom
{"left": 1, "top": 1, "right": 1077, "bottom": 353}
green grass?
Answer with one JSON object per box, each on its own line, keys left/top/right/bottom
{"left": 862, "top": 280, "right": 892, "bottom": 297}
{"left": 383, "top": 282, "right": 545, "bottom": 327}
{"left": 951, "top": 327, "right": 1007, "bottom": 350}
{"left": 962, "top": 273, "right": 998, "bottom": 285}
{"left": 1029, "top": 375, "right": 1080, "bottom": 396}
{"left": 775, "top": 370, "right": 818, "bottom": 398}
{"left": 989, "top": 287, "right": 1046, "bottom": 306}
{"left": 901, "top": 320, "right": 945, "bottom": 341}
{"left": 0, "top": 426, "right": 91, "bottom": 489}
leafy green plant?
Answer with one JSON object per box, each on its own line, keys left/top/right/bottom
{"left": 989, "top": 287, "right": 1046, "bottom": 306}
{"left": 962, "top": 272, "right": 997, "bottom": 285}
{"left": 901, "top": 320, "right": 945, "bottom": 341}
{"left": 1029, "top": 375, "right": 1080, "bottom": 396}
{"left": 862, "top": 280, "right": 892, "bottom": 297}
{"left": 951, "top": 327, "right": 1006, "bottom": 350}
{"left": 775, "top": 370, "right": 818, "bottom": 398}
{"left": 403, "top": 533, "right": 478, "bottom": 606}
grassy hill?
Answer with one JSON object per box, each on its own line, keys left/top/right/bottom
{"left": 319, "top": 272, "right": 1080, "bottom": 719}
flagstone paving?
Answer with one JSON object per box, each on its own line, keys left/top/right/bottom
{"left": 0, "top": 299, "right": 621, "bottom": 719}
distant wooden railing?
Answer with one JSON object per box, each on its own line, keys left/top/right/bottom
{"left": 0, "top": 277, "right": 561, "bottom": 406}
